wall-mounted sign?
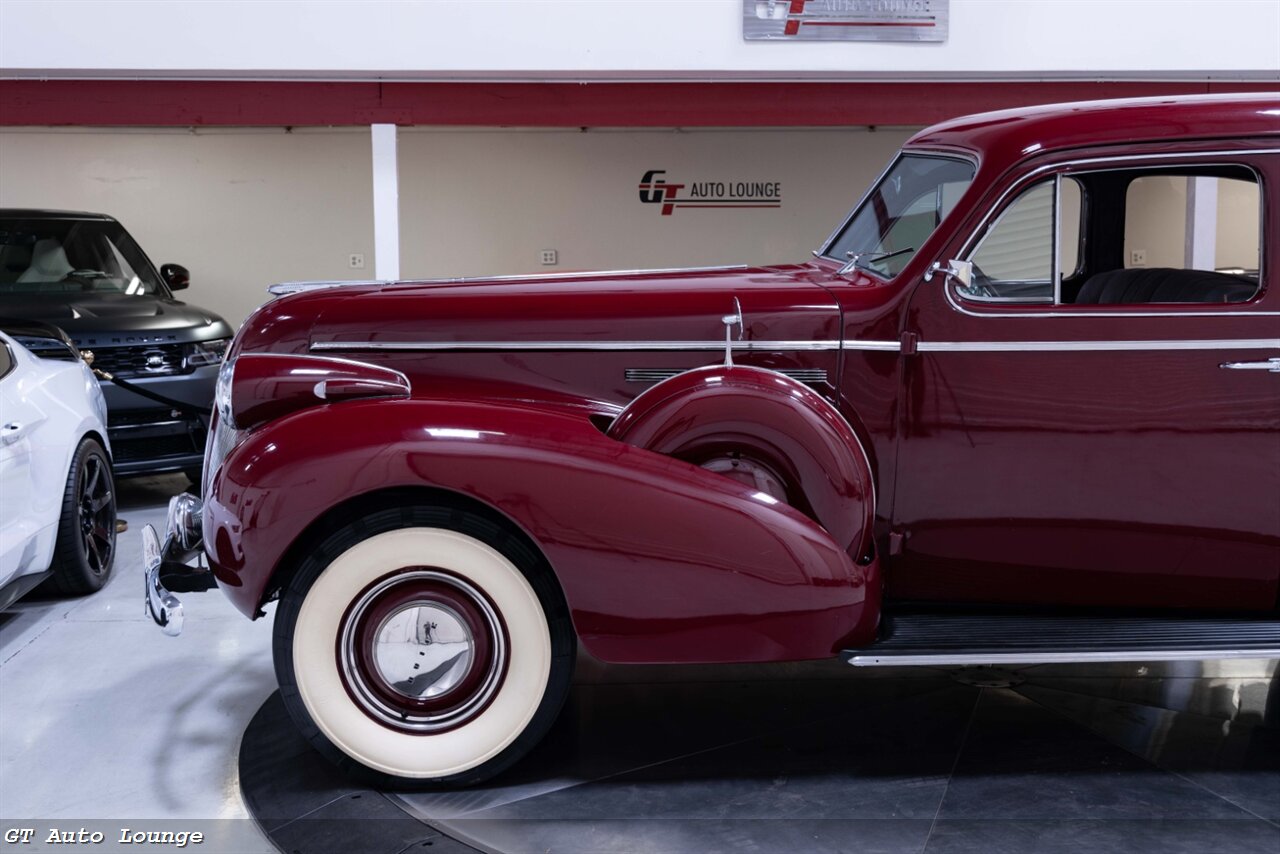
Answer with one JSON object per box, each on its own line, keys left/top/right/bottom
{"left": 744, "top": 0, "right": 948, "bottom": 42}
{"left": 638, "top": 171, "right": 782, "bottom": 216}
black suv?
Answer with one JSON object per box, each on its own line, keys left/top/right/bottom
{"left": 0, "top": 210, "right": 232, "bottom": 482}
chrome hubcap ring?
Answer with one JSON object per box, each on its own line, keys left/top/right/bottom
{"left": 339, "top": 569, "right": 507, "bottom": 733}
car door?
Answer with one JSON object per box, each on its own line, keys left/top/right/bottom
{"left": 890, "top": 145, "right": 1280, "bottom": 611}
{"left": 0, "top": 340, "right": 44, "bottom": 586}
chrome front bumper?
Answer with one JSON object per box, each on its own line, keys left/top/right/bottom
{"left": 143, "top": 493, "right": 215, "bottom": 637}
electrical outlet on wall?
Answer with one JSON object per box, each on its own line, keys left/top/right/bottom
{"left": 540, "top": 249, "right": 558, "bottom": 266}
{"left": 1129, "top": 249, "right": 1147, "bottom": 267}
{"left": 348, "top": 253, "right": 366, "bottom": 270}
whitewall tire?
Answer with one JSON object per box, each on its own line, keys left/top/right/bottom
{"left": 273, "top": 503, "right": 574, "bottom": 787}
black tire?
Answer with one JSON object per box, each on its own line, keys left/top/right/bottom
{"left": 182, "top": 467, "right": 202, "bottom": 495}
{"left": 273, "top": 502, "right": 575, "bottom": 788}
{"left": 48, "top": 437, "right": 117, "bottom": 595}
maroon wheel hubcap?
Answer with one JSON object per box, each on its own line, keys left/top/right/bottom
{"left": 338, "top": 569, "right": 507, "bottom": 733}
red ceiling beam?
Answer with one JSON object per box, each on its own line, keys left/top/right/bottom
{"left": 0, "top": 79, "right": 1274, "bottom": 128}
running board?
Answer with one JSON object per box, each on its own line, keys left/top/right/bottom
{"left": 843, "top": 612, "right": 1280, "bottom": 666}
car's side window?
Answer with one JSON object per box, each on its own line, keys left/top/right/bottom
{"left": 957, "top": 162, "right": 1263, "bottom": 308}
{"left": 0, "top": 343, "right": 14, "bottom": 381}
{"left": 962, "top": 179, "right": 1081, "bottom": 303}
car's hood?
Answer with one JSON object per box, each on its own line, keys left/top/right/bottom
{"left": 0, "top": 293, "right": 232, "bottom": 345}
{"left": 242, "top": 263, "right": 867, "bottom": 356}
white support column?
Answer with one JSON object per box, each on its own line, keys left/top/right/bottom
{"left": 1184, "top": 176, "right": 1218, "bottom": 271}
{"left": 371, "top": 123, "right": 400, "bottom": 281}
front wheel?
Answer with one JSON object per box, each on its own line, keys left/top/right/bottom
{"left": 48, "top": 437, "right": 116, "bottom": 595}
{"left": 273, "top": 504, "right": 575, "bottom": 787}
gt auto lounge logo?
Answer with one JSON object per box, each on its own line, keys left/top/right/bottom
{"left": 638, "top": 171, "right": 782, "bottom": 216}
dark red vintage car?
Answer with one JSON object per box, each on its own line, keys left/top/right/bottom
{"left": 144, "top": 94, "right": 1280, "bottom": 786}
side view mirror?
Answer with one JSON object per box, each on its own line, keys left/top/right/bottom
{"left": 161, "top": 263, "right": 190, "bottom": 291}
{"left": 924, "top": 258, "right": 972, "bottom": 288}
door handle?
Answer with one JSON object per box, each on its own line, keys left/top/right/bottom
{"left": 1, "top": 422, "right": 24, "bottom": 444}
{"left": 1219, "top": 357, "right": 1280, "bottom": 373}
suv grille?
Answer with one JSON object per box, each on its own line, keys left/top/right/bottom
{"left": 92, "top": 344, "right": 189, "bottom": 378}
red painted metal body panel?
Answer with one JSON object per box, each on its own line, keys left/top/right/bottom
{"left": 228, "top": 353, "right": 410, "bottom": 430}
{"left": 906, "top": 95, "right": 1280, "bottom": 172}
{"left": 2, "top": 80, "right": 1276, "bottom": 128}
{"left": 196, "top": 96, "right": 1280, "bottom": 667}
{"left": 233, "top": 264, "right": 852, "bottom": 416}
{"left": 203, "top": 396, "right": 880, "bottom": 663}
{"left": 882, "top": 134, "right": 1280, "bottom": 611}
{"left": 608, "top": 365, "right": 875, "bottom": 558}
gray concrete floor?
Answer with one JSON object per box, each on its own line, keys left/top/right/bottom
{"left": 0, "top": 474, "right": 275, "bottom": 852}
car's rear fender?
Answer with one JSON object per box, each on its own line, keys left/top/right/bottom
{"left": 204, "top": 397, "right": 880, "bottom": 663}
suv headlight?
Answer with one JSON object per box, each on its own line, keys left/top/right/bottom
{"left": 187, "top": 338, "right": 230, "bottom": 368}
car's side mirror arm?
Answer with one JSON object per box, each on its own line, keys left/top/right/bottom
{"left": 924, "top": 258, "right": 973, "bottom": 288}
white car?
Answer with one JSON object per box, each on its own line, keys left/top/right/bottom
{"left": 0, "top": 329, "right": 116, "bottom": 607}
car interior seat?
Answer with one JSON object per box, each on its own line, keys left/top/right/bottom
{"left": 15, "top": 238, "right": 74, "bottom": 283}
{"left": 1074, "top": 267, "right": 1257, "bottom": 304}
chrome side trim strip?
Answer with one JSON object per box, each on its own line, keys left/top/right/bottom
{"left": 843, "top": 340, "right": 902, "bottom": 352}
{"left": 626, "top": 367, "right": 830, "bottom": 384}
{"left": 312, "top": 339, "right": 845, "bottom": 352}
{"left": 846, "top": 648, "right": 1280, "bottom": 666}
{"left": 271, "top": 265, "right": 751, "bottom": 296}
{"left": 919, "top": 338, "right": 1280, "bottom": 352}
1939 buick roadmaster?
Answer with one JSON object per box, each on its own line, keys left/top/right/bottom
{"left": 142, "top": 95, "right": 1280, "bottom": 786}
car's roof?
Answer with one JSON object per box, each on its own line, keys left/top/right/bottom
{"left": 0, "top": 209, "right": 116, "bottom": 221}
{"left": 907, "top": 93, "right": 1279, "bottom": 168}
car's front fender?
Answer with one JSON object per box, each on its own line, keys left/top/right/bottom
{"left": 205, "top": 396, "right": 880, "bottom": 663}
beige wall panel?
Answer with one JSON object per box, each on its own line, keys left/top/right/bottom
{"left": 1123, "top": 175, "right": 1261, "bottom": 271}
{"left": 397, "top": 128, "right": 914, "bottom": 279}
{"left": 1215, "top": 179, "right": 1261, "bottom": 271}
{"left": 1124, "top": 175, "right": 1187, "bottom": 268}
{"left": 0, "top": 128, "right": 374, "bottom": 327}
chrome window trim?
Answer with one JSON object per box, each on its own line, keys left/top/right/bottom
{"left": 945, "top": 285, "right": 1280, "bottom": 318}
{"left": 948, "top": 148, "right": 1279, "bottom": 318}
{"left": 1052, "top": 173, "right": 1063, "bottom": 306}
{"left": 816, "top": 149, "right": 981, "bottom": 264}
{"left": 959, "top": 290, "right": 1054, "bottom": 305}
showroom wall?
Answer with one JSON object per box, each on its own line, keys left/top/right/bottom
{"left": 0, "top": 127, "right": 374, "bottom": 326}
{"left": 0, "top": 125, "right": 912, "bottom": 326}
{"left": 397, "top": 126, "right": 911, "bottom": 279}
{"left": 1124, "top": 176, "right": 1261, "bottom": 270}
{"left": 3, "top": 0, "right": 1275, "bottom": 78}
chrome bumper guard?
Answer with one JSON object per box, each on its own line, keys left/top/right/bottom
{"left": 143, "top": 494, "right": 215, "bottom": 637}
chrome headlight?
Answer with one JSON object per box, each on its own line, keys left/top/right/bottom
{"left": 215, "top": 356, "right": 236, "bottom": 426}
{"left": 187, "top": 338, "right": 230, "bottom": 368}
